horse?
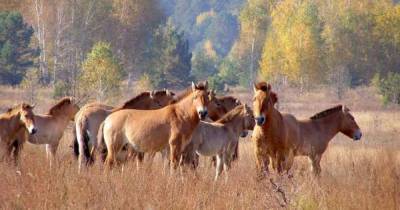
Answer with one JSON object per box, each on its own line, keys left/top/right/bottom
{"left": 100, "top": 81, "right": 209, "bottom": 170}
{"left": 74, "top": 89, "right": 175, "bottom": 170}
{"left": 252, "top": 82, "right": 362, "bottom": 176}
{"left": 136, "top": 91, "right": 242, "bottom": 171}
{"left": 0, "top": 103, "right": 36, "bottom": 165}
{"left": 15, "top": 97, "right": 79, "bottom": 167}
{"left": 184, "top": 104, "right": 254, "bottom": 181}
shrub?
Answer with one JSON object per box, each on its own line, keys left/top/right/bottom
{"left": 372, "top": 72, "right": 400, "bottom": 105}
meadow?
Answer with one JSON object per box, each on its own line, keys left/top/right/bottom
{"left": 0, "top": 85, "right": 399, "bottom": 209}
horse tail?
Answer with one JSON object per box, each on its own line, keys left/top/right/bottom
{"left": 97, "top": 121, "right": 108, "bottom": 162}
{"left": 75, "top": 116, "right": 92, "bottom": 164}
{"left": 72, "top": 126, "right": 79, "bottom": 158}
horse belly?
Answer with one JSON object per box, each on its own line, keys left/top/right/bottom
{"left": 126, "top": 123, "right": 170, "bottom": 153}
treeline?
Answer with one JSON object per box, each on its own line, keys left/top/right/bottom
{"left": 1, "top": 0, "right": 400, "bottom": 104}
{"left": 0, "top": 0, "right": 192, "bottom": 100}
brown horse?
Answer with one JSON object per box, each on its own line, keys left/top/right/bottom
{"left": 252, "top": 82, "right": 362, "bottom": 176}
{"left": 17, "top": 97, "right": 79, "bottom": 167}
{"left": 0, "top": 103, "right": 36, "bottom": 165}
{"left": 74, "top": 89, "right": 175, "bottom": 170}
{"left": 101, "top": 81, "right": 209, "bottom": 170}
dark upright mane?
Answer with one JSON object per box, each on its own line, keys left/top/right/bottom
{"left": 216, "top": 105, "right": 244, "bottom": 124}
{"left": 48, "top": 97, "right": 72, "bottom": 115}
{"left": 119, "top": 92, "right": 151, "bottom": 109}
{"left": 255, "top": 82, "right": 270, "bottom": 92}
{"left": 310, "top": 105, "right": 343, "bottom": 120}
{"left": 170, "top": 82, "right": 208, "bottom": 104}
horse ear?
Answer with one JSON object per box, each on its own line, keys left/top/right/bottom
{"left": 253, "top": 83, "right": 258, "bottom": 92}
{"left": 166, "top": 89, "right": 171, "bottom": 96}
{"left": 270, "top": 92, "right": 278, "bottom": 104}
{"left": 192, "top": 81, "right": 196, "bottom": 91}
{"left": 267, "top": 84, "right": 272, "bottom": 92}
{"left": 204, "top": 80, "right": 208, "bottom": 90}
{"left": 150, "top": 91, "right": 155, "bottom": 99}
{"left": 235, "top": 99, "right": 241, "bottom": 105}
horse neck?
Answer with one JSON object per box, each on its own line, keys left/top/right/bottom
{"left": 51, "top": 109, "right": 73, "bottom": 124}
{"left": 264, "top": 107, "right": 283, "bottom": 132}
{"left": 221, "top": 114, "right": 244, "bottom": 135}
{"left": 312, "top": 113, "right": 342, "bottom": 143}
{"left": 3, "top": 114, "right": 23, "bottom": 138}
{"left": 173, "top": 93, "right": 199, "bottom": 123}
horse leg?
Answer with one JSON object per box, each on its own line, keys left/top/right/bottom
{"left": 254, "top": 147, "right": 269, "bottom": 177}
{"left": 310, "top": 155, "right": 322, "bottom": 176}
{"left": 215, "top": 154, "right": 223, "bottom": 181}
{"left": 169, "top": 135, "right": 182, "bottom": 173}
{"left": 46, "top": 143, "right": 59, "bottom": 169}
{"left": 222, "top": 153, "right": 230, "bottom": 183}
{"left": 12, "top": 140, "right": 23, "bottom": 166}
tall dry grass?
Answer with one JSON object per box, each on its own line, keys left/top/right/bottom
{"left": 0, "top": 85, "right": 399, "bottom": 209}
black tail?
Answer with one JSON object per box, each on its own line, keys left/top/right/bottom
{"left": 97, "top": 121, "right": 108, "bottom": 162}
{"left": 75, "top": 119, "right": 93, "bottom": 165}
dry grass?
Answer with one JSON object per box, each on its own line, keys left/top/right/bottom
{"left": 0, "top": 85, "right": 399, "bottom": 209}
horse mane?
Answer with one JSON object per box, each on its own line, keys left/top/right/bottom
{"left": 5, "top": 104, "right": 22, "bottom": 115}
{"left": 310, "top": 105, "right": 343, "bottom": 120}
{"left": 48, "top": 97, "right": 72, "bottom": 115}
{"left": 216, "top": 105, "right": 244, "bottom": 124}
{"left": 119, "top": 92, "right": 151, "bottom": 109}
{"left": 255, "top": 82, "right": 271, "bottom": 92}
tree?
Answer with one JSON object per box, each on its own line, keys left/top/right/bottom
{"left": 146, "top": 21, "right": 192, "bottom": 89}
{"left": 0, "top": 11, "right": 39, "bottom": 85}
{"left": 191, "top": 43, "right": 219, "bottom": 81}
{"left": 79, "top": 42, "right": 123, "bottom": 101}
{"left": 260, "top": 0, "right": 325, "bottom": 86}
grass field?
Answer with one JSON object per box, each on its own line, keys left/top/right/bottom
{"left": 0, "top": 85, "right": 399, "bottom": 209}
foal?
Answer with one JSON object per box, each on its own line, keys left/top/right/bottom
{"left": 186, "top": 104, "right": 254, "bottom": 181}
{"left": 0, "top": 103, "right": 36, "bottom": 165}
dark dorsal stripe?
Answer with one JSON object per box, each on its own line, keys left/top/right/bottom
{"left": 310, "top": 105, "right": 343, "bottom": 120}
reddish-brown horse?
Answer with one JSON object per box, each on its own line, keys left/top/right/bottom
{"left": 252, "top": 82, "right": 362, "bottom": 176}
{"left": 0, "top": 103, "right": 36, "bottom": 165}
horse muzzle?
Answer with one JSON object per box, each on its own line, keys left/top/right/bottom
{"left": 29, "top": 126, "right": 38, "bottom": 135}
{"left": 353, "top": 130, "right": 362, "bottom": 141}
{"left": 255, "top": 116, "right": 265, "bottom": 126}
{"left": 198, "top": 109, "right": 208, "bottom": 120}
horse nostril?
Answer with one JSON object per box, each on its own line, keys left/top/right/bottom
{"left": 31, "top": 128, "right": 37, "bottom": 134}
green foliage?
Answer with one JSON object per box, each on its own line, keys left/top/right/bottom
{"left": 0, "top": 11, "right": 38, "bottom": 85}
{"left": 79, "top": 42, "right": 123, "bottom": 100}
{"left": 373, "top": 72, "right": 400, "bottom": 105}
{"left": 191, "top": 48, "right": 219, "bottom": 81}
{"left": 53, "top": 81, "right": 71, "bottom": 99}
{"left": 208, "top": 74, "right": 225, "bottom": 92}
{"left": 146, "top": 21, "right": 192, "bottom": 88}
{"left": 168, "top": 0, "right": 243, "bottom": 58}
